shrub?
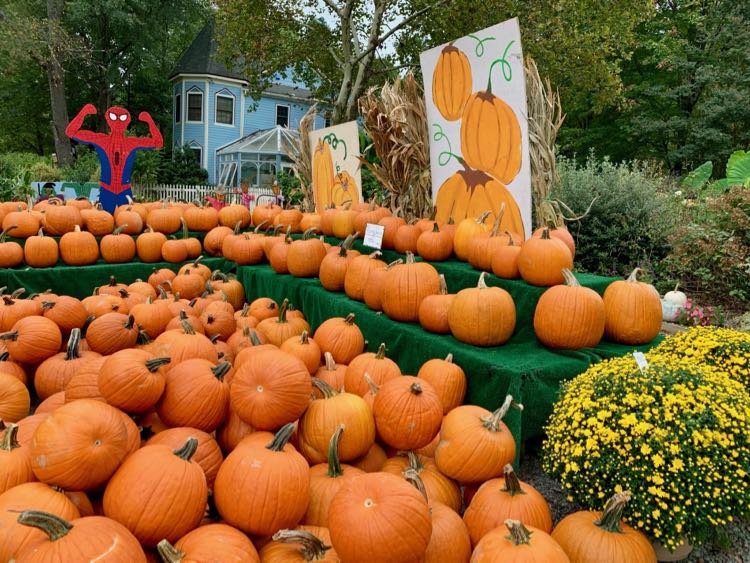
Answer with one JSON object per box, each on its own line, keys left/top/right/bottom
{"left": 543, "top": 354, "right": 750, "bottom": 550}
{"left": 158, "top": 145, "right": 208, "bottom": 185}
{"left": 277, "top": 170, "right": 302, "bottom": 207}
{"left": 552, "top": 153, "right": 680, "bottom": 276}
{"left": 60, "top": 146, "right": 100, "bottom": 183}
{"left": 29, "top": 162, "right": 62, "bottom": 182}
{"left": 661, "top": 186, "right": 750, "bottom": 308}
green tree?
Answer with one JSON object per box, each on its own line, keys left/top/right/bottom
{"left": 215, "top": 0, "right": 448, "bottom": 123}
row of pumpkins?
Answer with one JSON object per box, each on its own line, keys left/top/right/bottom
{"left": 0, "top": 269, "right": 658, "bottom": 561}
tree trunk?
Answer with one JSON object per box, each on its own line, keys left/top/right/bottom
{"left": 46, "top": 0, "right": 73, "bottom": 166}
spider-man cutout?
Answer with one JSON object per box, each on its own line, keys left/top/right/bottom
{"left": 65, "top": 104, "right": 163, "bottom": 213}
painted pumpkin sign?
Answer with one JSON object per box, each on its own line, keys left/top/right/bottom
{"left": 420, "top": 17, "right": 531, "bottom": 238}
{"left": 309, "top": 121, "right": 363, "bottom": 212}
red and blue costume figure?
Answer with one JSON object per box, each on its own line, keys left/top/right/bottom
{"left": 65, "top": 104, "right": 163, "bottom": 213}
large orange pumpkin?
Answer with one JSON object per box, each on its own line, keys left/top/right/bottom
{"left": 103, "top": 437, "right": 207, "bottom": 547}
{"left": 382, "top": 452, "right": 462, "bottom": 512}
{"left": 313, "top": 313, "right": 365, "bottom": 364}
{"left": 452, "top": 210, "right": 491, "bottom": 261}
{"left": 373, "top": 376, "right": 443, "bottom": 450}
{"left": 532, "top": 223, "right": 576, "bottom": 259}
{"left": 472, "top": 519, "right": 570, "bottom": 563}
{"left": 434, "top": 395, "right": 520, "bottom": 483}
{"left": 158, "top": 523, "right": 258, "bottom": 563}
{"left": 436, "top": 168, "right": 525, "bottom": 238}
{"left": 552, "top": 492, "right": 656, "bottom": 563}
{"left": 463, "top": 464, "right": 553, "bottom": 546}
{"left": 448, "top": 272, "right": 516, "bottom": 346}
{"left": 328, "top": 472, "right": 432, "bottom": 562}
{"left": 602, "top": 267, "right": 662, "bottom": 345}
{"left": 0, "top": 372, "right": 30, "bottom": 422}
{"left": 517, "top": 227, "right": 573, "bottom": 287}
{"left": 491, "top": 233, "right": 522, "bottom": 279}
{"left": 98, "top": 349, "right": 170, "bottom": 413}
{"left": 313, "top": 139, "right": 336, "bottom": 211}
{"left": 461, "top": 90, "right": 522, "bottom": 184}
{"left": 344, "top": 250, "right": 386, "bottom": 301}
{"left": 381, "top": 251, "right": 441, "bottom": 323}
{"left": 214, "top": 424, "right": 310, "bottom": 535}
{"left": 432, "top": 44, "right": 472, "bottom": 121}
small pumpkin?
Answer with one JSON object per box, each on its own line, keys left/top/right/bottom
{"left": 382, "top": 452, "right": 462, "bottom": 512}
{"left": 34, "top": 328, "right": 100, "bottom": 400}
{"left": 319, "top": 234, "right": 358, "bottom": 291}
{"left": 0, "top": 226, "right": 23, "bottom": 268}
{"left": 136, "top": 226, "right": 167, "bottom": 262}
{"left": 418, "top": 274, "right": 455, "bottom": 334}
{"left": 0, "top": 316, "right": 62, "bottom": 364}
{"left": 362, "top": 258, "right": 403, "bottom": 311}
{"left": 467, "top": 204, "right": 516, "bottom": 271}
{"left": 146, "top": 427, "right": 223, "bottom": 490}
{"left": 203, "top": 225, "right": 234, "bottom": 256}
{"left": 115, "top": 205, "right": 144, "bottom": 234}
{"left": 314, "top": 352, "right": 347, "bottom": 393}
{"left": 313, "top": 313, "right": 365, "bottom": 364}
{"left": 417, "top": 353, "right": 467, "bottom": 414}
{"left": 85, "top": 312, "right": 138, "bottom": 355}
{"left": 448, "top": 272, "right": 516, "bottom": 346}
{"left": 532, "top": 223, "right": 576, "bottom": 258}
{"left": 1, "top": 205, "right": 39, "bottom": 238}
{"left": 453, "top": 210, "right": 491, "bottom": 262}
{"left": 280, "top": 331, "right": 322, "bottom": 375}
{"left": 98, "top": 349, "right": 170, "bottom": 413}
{"left": 393, "top": 221, "right": 422, "bottom": 254}
{"left": 331, "top": 207, "right": 359, "bottom": 239}
{"left": 378, "top": 215, "right": 407, "bottom": 249}
{"left": 417, "top": 222, "right": 454, "bottom": 261}
{"left": 288, "top": 228, "right": 328, "bottom": 277}
{"left": 81, "top": 203, "right": 114, "bottom": 236}
{"left": 153, "top": 318, "right": 218, "bottom": 364}
{"left": 219, "top": 203, "right": 252, "bottom": 229}
{"left": 41, "top": 198, "right": 82, "bottom": 235}
{"left": 603, "top": 267, "right": 662, "bottom": 345}
{"left": 256, "top": 298, "right": 310, "bottom": 346}
{"left": 491, "top": 232, "right": 522, "bottom": 279}
{"left": 147, "top": 202, "right": 182, "bottom": 234}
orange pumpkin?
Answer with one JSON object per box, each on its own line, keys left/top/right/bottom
{"left": 382, "top": 452, "right": 462, "bottom": 512}
{"left": 0, "top": 227, "right": 23, "bottom": 268}
{"left": 0, "top": 316, "right": 62, "bottom": 364}
{"left": 448, "top": 272, "right": 516, "bottom": 346}
{"left": 136, "top": 226, "right": 167, "bottom": 262}
{"left": 332, "top": 171, "right": 360, "bottom": 207}
{"left": 314, "top": 352, "right": 347, "bottom": 394}
{"left": 436, "top": 168, "right": 525, "bottom": 239}
{"left": 331, "top": 207, "right": 359, "bottom": 239}
{"left": 491, "top": 233, "right": 522, "bottom": 279}
{"left": 343, "top": 343, "right": 401, "bottom": 397}
{"left": 381, "top": 251, "right": 441, "bottom": 322}
{"left": 473, "top": 519, "right": 570, "bottom": 563}
{"left": 313, "top": 313, "right": 365, "bottom": 364}
{"left": 434, "top": 395, "right": 521, "bottom": 483}
{"left": 417, "top": 222, "right": 454, "bottom": 261}
{"left": 517, "top": 227, "right": 573, "bottom": 287}
{"left": 463, "top": 464, "right": 553, "bottom": 546}
{"left": 603, "top": 267, "right": 662, "bottom": 345}
{"left": 147, "top": 202, "right": 181, "bottom": 234}
{"left": 417, "top": 353, "right": 466, "bottom": 414}
{"left": 393, "top": 221, "right": 422, "bottom": 254}
{"left": 532, "top": 223, "right": 575, "bottom": 258}
{"left": 0, "top": 423, "right": 33, "bottom": 495}
{"left": 453, "top": 210, "right": 491, "bottom": 261}
{"left": 362, "top": 258, "right": 403, "bottom": 311}
{"left": 418, "top": 274, "right": 455, "bottom": 334}
{"left": 98, "top": 349, "right": 170, "bottom": 413}
{"left": 158, "top": 523, "right": 258, "bottom": 563}
{"left": 467, "top": 205, "right": 517, "bottom": 271}
{"left": 432, "top": 44, "right": 472, "bottom": 121}
{"left": 42, "top": 198, "right": 82, "bottom": 235}
{"left": 23, "top": 228, "right": 59, "bottom": 267}
{"left": 319, "top": 235, "right": 359, "bottom": 292}
{"left": 260, "top": 527, "right": 338, "bottom": 562}
{"left": 373, "top": 376, "right": 442, "bottom": 450}
{"left": 59, "top": 225, "right": 99, "bottom": 266}
{"left": 552, "top": 492, "right": 656, "bottom": 563}
{"left": 344, "top": 250, "right": 386, "bottom": 301}
{"left": 378, "top": 215, "right": 406, "bottom": 249}
{"left": 214, "top": 424, "right": 310, "bottom": 535}
{"left": 313, "top": 139, "right": 336, "bottom": 211}
{"left": 534, "top": 268, "right": 606, "bottom": 349}
{"left": 288, "top": 228, "right": 328, "bottom": 278}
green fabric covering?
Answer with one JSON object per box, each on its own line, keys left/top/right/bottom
{"left": 236, "top": 262, "right": 661, "bottom": 446}
{"left": 0, "top": 257, "right": 233, "bottom": 299}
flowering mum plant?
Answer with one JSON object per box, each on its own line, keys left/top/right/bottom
{"left": 651, "top": 326, "right": 750, "bottom": 385}
{"left": 543, "top": 355, "right": 750, "bottom": 550}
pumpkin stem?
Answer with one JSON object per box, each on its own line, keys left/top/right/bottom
{"left": 344, "top": 313, "right": 356, "bottom": 325}
{"left": 254, "top": 220, "right": 269, "bottom": 233}
{"left": 248, "top": 329, "right": 263, "bottom": 346}
{"left": 673, "top": 282, "right": 680, "bottom": 292}
{"left": 238, "top": 303, "right": 250, "bottom": 317}
{"left": 266, "top": 422, "right": 296, "bottom": 452}
{"left": 64, "top": 328, "right": 82, "bottom": 361}
{"left": 0, "top": 331, "right": 19, "bottom": 342}
{"left": 375, "top": 342, "right": 386, "bottom": 359}
{"left": 299, "top": 330, "right": 309, "bottom": 345}
{"left": 363, "top": 372, "right": 380, "bottom": 396}
{"left": 505, "top": 231, "right": 516, "bottom": 246}
{"left": 209, "top": 333, "right": 220, "bottom": 344}
{"left": 431, "top": 222, "right": 440, "bottom": 233}
{"left": 323, "top": 351, "right": 336, "bottom": 371}
{"left": 233, "top": 220, "right": 242, "bottom": 235}
{"left": 112, "top": 224, "right": 128, "bottom": 235}
{"left": 403, "top": 467, "right": 429, "bottom": 502}
{"left": 180, "top": 216, "right": 189, "bottom": 239}
{"left": 146, "top": 357, "right": 171, "bottom": 372}
{"left": 312, "top": 377, "right": 338, "bottom": 399}
{"left": 368, "top": 250, "right": 382, "bottom": 259}
{"left": 16, "top": 510, "right": 73, "bottom": 541}
{"left": 445, "top": 352, "right": 453, "bottom": 363}
{"left": 125, "top": 314, "right": 136, "bottom": 330}
{"left": 505, "top": 519, "right": 533, "bottom": 545}
{"left": 476, "top": 271, "right": 490, "bottom": 289}
{"left": 277, "top": 298, "right": 289, "bottom": 323}
{"left": 0, "top": 225, "right": 17, "bottom": 241}
{"left": 0, "top": 351, "right": 8, "bottom": 361}
{"left": 501, "top": 464, "right": 526, "bottom": 496}
{"left": 410, "top": 382, "right": 423, "bottom": 395}
{"left": 157, "top": 539, "right": 186, "bottom": 563}
{"left": 595, "top": 491, "right": 631, "bottom": 533}
{"left": 0, "top": 423, "right": 20, "bottom": 451}
{"left": 211, "top": 361, "right": 232, "bottom": 381}
{"left": 627, "top": 268, "right": 643, "bottom": 282}
{"left": 438, "top": 274, "right": 448, "bottom": 295}
{"left": 483, "top": 395, "right": 523, "bottom": 432}
{"left": 476, "top": 210, "right": 492, "bottom": 224}
{"left": 405, "top": 250, "right": 415, "bottom": 264}
{"left": 271, "top": 529, "right": 333, "bottom": 561}
{"left": 180, "top": 318, "right": 196, "bottom": 335}
{"left": 10, "top": 288, "right": 24, "bottom": 298}
{"left": 302, "top": 227, "right": 318, "bottom": 239}
{"left": 407, "top": 451, "right": 425, "bottom": 472}
{"left": 561, "top": 268, "right": 580, "bottom": 287}
{"left": 540, "top": 227, "right": 551, "bottom": 240}
{"left": 326, "top": 424, "right": 345, "bottom": 478}
{"left": 489, "top": 203, "right": 506, "bottom": 237}
{"left": 386, "top": 258, "right": 403, "bottom": 270}
{"left": 137, "top": 330, "right": 152, "bottom": 345}
{"left": 173, "top": 437, "right": 199, "bottom": 461}
{"left": 108, "top": 275, "right": 118, "bottom": 287}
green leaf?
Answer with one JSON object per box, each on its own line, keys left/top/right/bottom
{"left": 725, "top": 150, "right": 750, "bottom": 188}
{"left": 681, "top": 161, "right": 713, "bottom": 190}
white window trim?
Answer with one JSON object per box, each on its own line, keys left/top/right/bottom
{"left": 188, "top": 142, "right": 203, "bottom": 166}
{"left": 275, "top": 103, "right": 290, "bottom": 127}
{"left": 186, "top": 89, "right": 204, "bottom": 123}
{"left": 175, "top": 93, "right": 181, "bottom": 124}
{"left": 214, "top": 92, "right": 235, "bottom": 127}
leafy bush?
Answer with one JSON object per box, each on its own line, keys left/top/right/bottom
{"left": 158, "top": 145, "right": 208, "bottom": 185}
{"left": 277, "top": 170, "right": 302, "bottom": 207}
{"left": 29, "top": 162, "right": 62, "bottom": 182}
{"left": 60, "top": 146, "right": 100, "bottom": 183}
{"left": 552, "top": 153, "right": 680, "bottom": 277}
{"left": 662, "top": 186, "right": 750, "bottom": 308}
{"left": 0, "top": 152, "right": 46, "bottom": 200}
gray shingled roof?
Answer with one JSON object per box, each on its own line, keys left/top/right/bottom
{"left": 170, "top": 21, "right": 314, "bottom": 101}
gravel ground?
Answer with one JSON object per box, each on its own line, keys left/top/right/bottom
{"left": 519, "top": 443, "right": 750, "bottom": 563}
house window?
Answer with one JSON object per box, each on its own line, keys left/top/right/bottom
{"left": 276, "top": 104, "right": 289, "bottom": 127}
{"left": 189, "top": 145, "right": 202, "bottom": 165}
{"left": 324, "top": 112, "right": 332, "bottom": 128}
{"left": 187, "top": 90, "right": 203, "bottom": 122}
{"left": 215, "top": 93, "right": 234, "bottom": 125}
{"left": 175, "top": 94, "right": 181, "bottom": 123}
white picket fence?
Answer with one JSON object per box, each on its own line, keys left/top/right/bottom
{"left": 132, "top": 184, "right": 277, "bottom": 210}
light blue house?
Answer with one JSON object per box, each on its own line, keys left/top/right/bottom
{"left": 170, "top": 21, "right": 329, "bottom": 187}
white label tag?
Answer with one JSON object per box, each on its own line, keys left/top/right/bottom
{"left": 633, "top": 351, "right": 649, "bottom": 373}
{"left": 363, "top": 223, "right": 385, "bottom": 249}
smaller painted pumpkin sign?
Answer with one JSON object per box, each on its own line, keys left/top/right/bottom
{"left": 309, "top": 120, "right": 363, "bottom": 212}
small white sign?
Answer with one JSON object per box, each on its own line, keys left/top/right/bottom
{"left": 363, "top": 223, "right": 385, "bottom": 249}
{"left": 632, "top": 351, "right": 649, "bottom": 373}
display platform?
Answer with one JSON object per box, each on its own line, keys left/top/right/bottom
{"left": 236, "top": 262, "right": 661, "bottom": 444}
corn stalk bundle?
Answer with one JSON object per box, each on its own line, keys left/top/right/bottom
{"left": 525, "top": 57, "right": 566, "bottom": 228}
{"left": 358, "top": 72, "right": 432, "bottom": 220}
{"left": 285, "top": 104, "right": 317, "bottom": 212}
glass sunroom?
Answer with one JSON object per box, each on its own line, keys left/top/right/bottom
{"left": 215, "top": 126, "right": 299, "bottom": 188}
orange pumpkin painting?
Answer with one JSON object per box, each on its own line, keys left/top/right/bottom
{"left": 313, "top": 139, "right": 336, "bottom": 211}
{"left": 435, "top": 164, "right": 525, "bottom": 238}
{"left": 460, "top": 91, "right": 522, "bottom": 185}
{"left": 432, "top": 45, "right": 472, "bottom": 121}
{"left": 332, "top": 171, "right": 360, "bottom": 207}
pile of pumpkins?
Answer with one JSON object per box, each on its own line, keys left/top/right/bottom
{"left": 0, "top": 265, "right": 658, "bottom": 562}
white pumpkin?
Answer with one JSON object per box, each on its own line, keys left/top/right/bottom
{"left": 664, "top": 283, "right": 688, "bottom": 307}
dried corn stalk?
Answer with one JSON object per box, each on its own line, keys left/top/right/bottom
{"left": 358, "top": 72, "right": 432, "bottom": 220}
{"left": 525, "top": 57, "right": 566, "bottom": 228}
{"left": 285, "top": 104, "right": 317, "bottom": 212}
